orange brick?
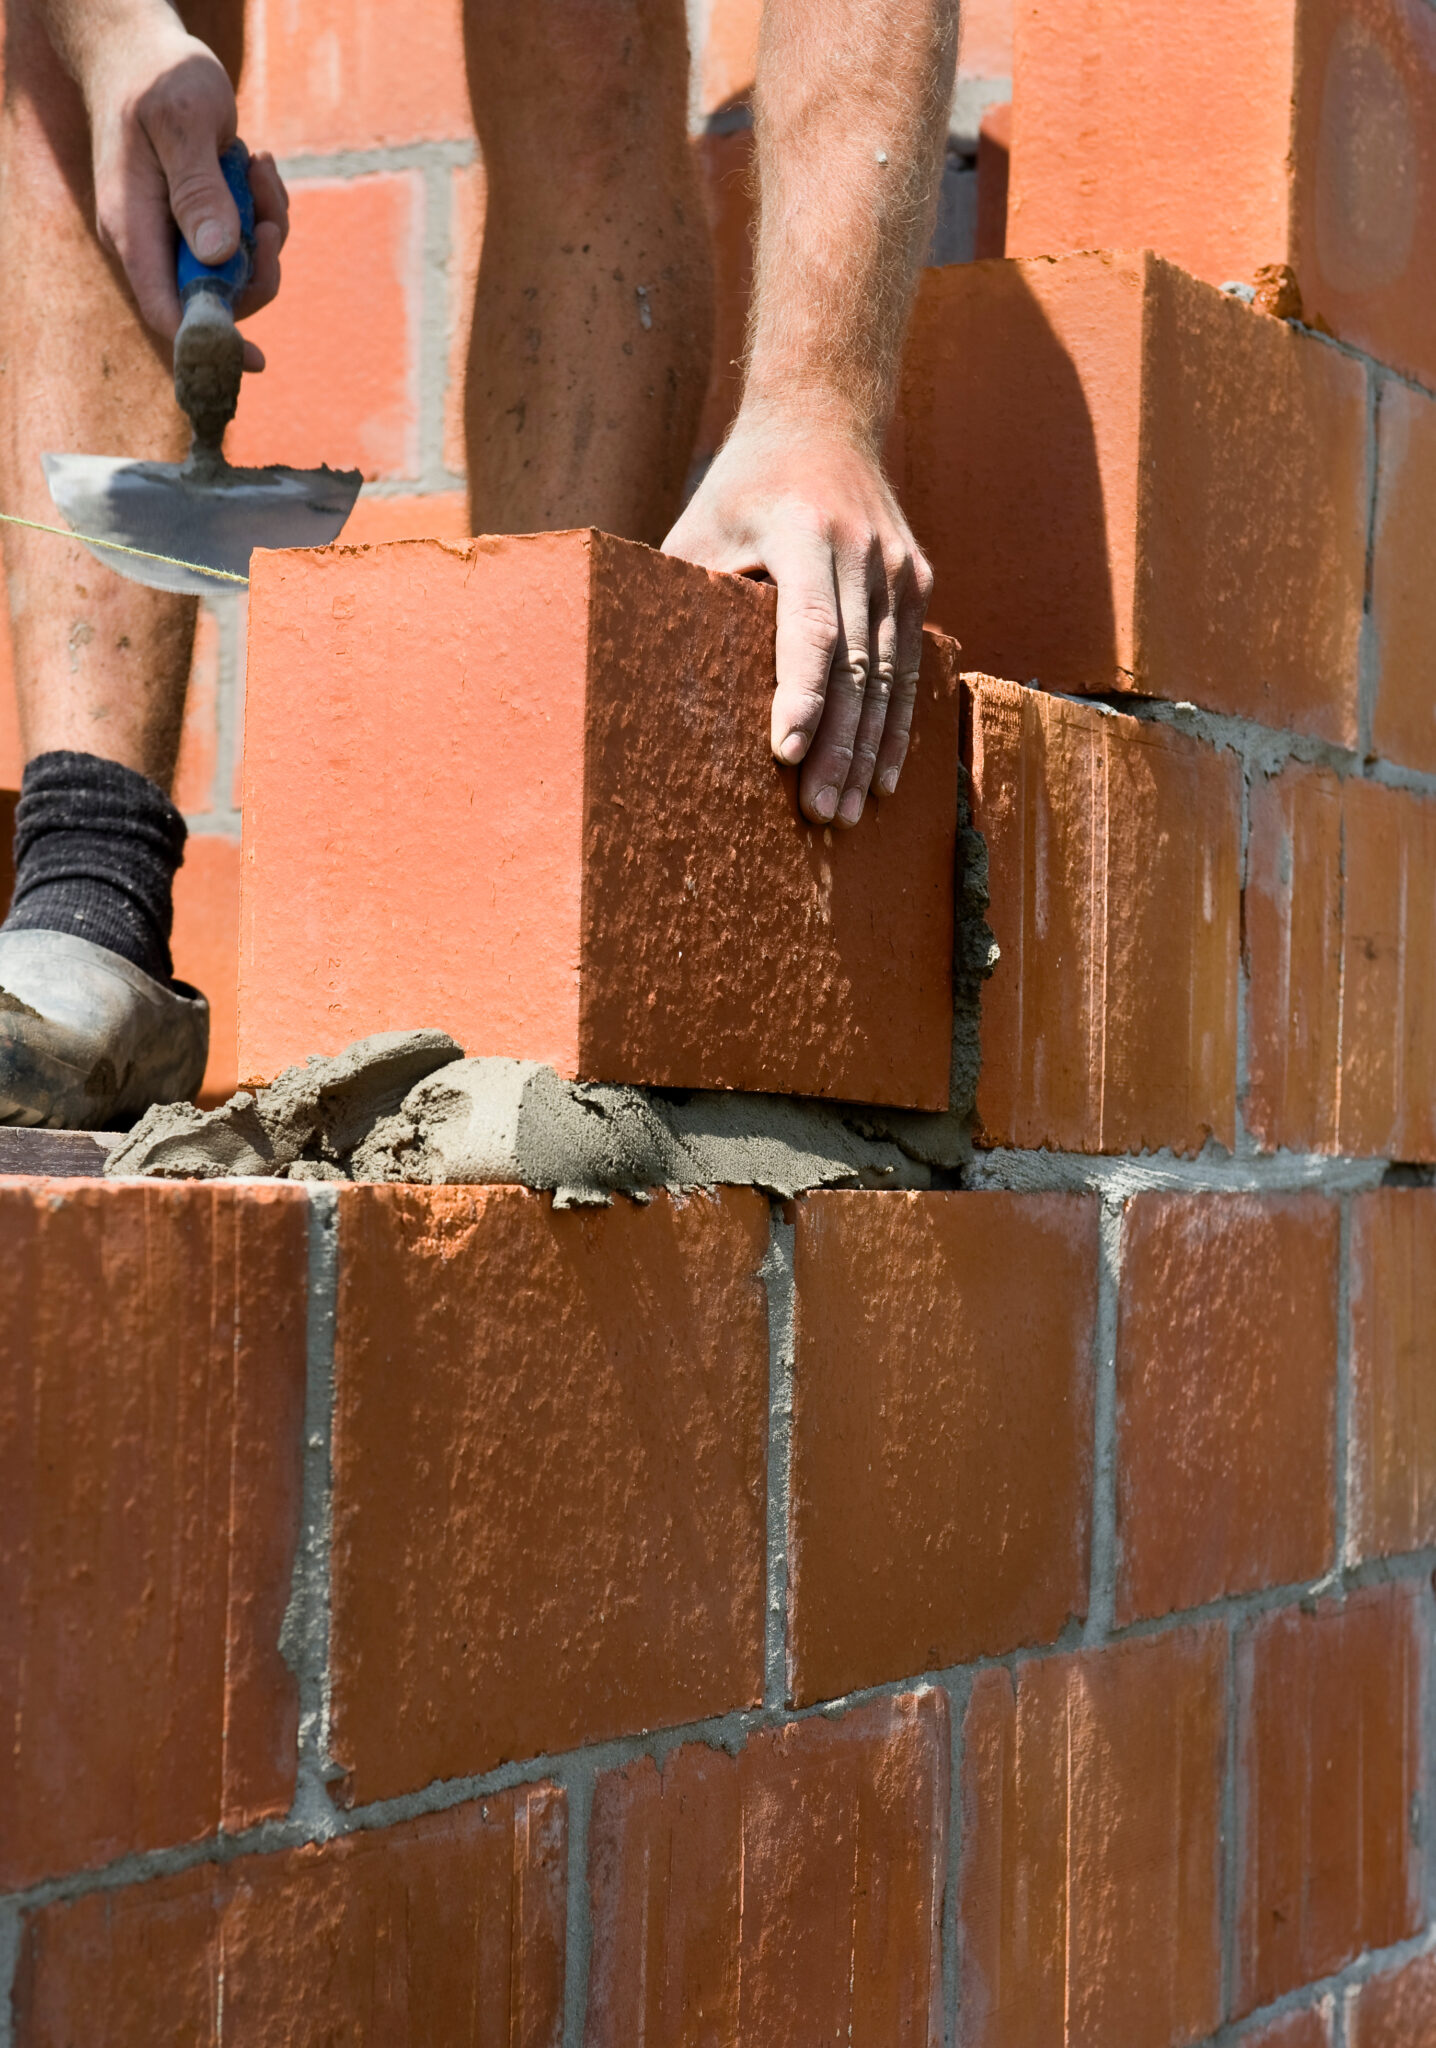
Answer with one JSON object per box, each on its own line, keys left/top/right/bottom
{"left": 896, "top": 252, "right": 1367, "bottom": 739}
{"left": 1245, "top": 2010, "right": 1335, "bottom": 2048}
{"left": 698, "top": 0, "right": 764, "bottom": 114}
{"left": 692, "top": 124, "right": 756, "bottom": 469}
{"left": 1350, "top": 1189, "right": 1436, "bottom": 1558}
{"left": 340, "top": 491, "right": 471, "bottom": 545}
{"left": 1372, "top": 378, "right": 1436, "bottom": 773}
{"left": 443, "top": 161, "right": 486, "bottom": 479}
{"left": 974, "top": 102, "right": 1011, "bottom": 259}
{"left": 1236, "top": 1585, "right": 1423, "bottom": 2014}
{"left": 171, "top": 604, "right": 220, "bottom": 815}
{"left": 228, "top": 175, "right": 420, "bottom": 481}
{"left": 959, "top": 0, "right": 1014, "bottom": 74}
{"left": 13, "top": 1789, "right": 566, "bottom": 2046}
{"left": 172, "top": 832, "right": 241, "bottom": 1104}
{"left": 328, "top": 1186, "right": 769, "bottom": 1805}
{"left": 240, "top": 534, "right": 960, "bottom": 1104}
{"left": 237, "top": 0, "right": 474, "bottom": 155}
{"left": 1245, "top": 768, "right": 1436, "bottom": 1157}
{"left": 1008, "top": 0, "right": 1436, "bottom": 391}
{"left": 789, "top": 1191, "right": 1097, "bottom": 1703}
{"left": 968, "top": 675, "right": 1240, "bottom": 1154}
{"left": 586, "top": 1692, "right": 947, "bottom": 2048}
{"left": 1349, "top": 1956, "right": 1436, "bottom": 2048}
{"left": 1116, "top": 1195, "right": 1339, "bottom": 1622}
{"left": 958, "top": 1628, "right": 1226, "bottom": 2048}
{"left": 0, "top": 1183, "right": 306, "bottom": 1889}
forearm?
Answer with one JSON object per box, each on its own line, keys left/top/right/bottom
{"left": 744, "top": 0, "right": 957, "bottom": 448}
{"left": 31, "top": 0, "right": 193, "bottom": 101}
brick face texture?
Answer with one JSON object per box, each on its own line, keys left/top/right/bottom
{"left": 1349, "top": 1956, "right": 1436, "bottom": 2046}
{"left": 958, "top": 1628, "right": 1226, "bottom": 2048}
{"left": 1372, "top": 377, "right": 1436, "bottom": 773}
{"left": 1349, "top": 1190, "right": 1436, "bottom": 1557}
{"left": 967, "top": 676, "right": 1240, "bottom": 1154}
{"left": 788, "top": 1191, "right": 1097, "bottom": 1702}
{"left": 585, "top": 1692, "right": 948, "bottom": 2048}
{"left": 328, "top": 1186, "right": 770, "bottom": 1803}
{"left": 898, "top": 251, "right": 1367, "bottom": 737}
{"left": 1236, "top": 1586, "right": 1423, "bottom": 2013}
{"left": 13, "top": 1790, "right": 567, "bottom": 2048}
{"left": 1115, "top": 1194, "right": 1339, "bottom": 1622}
{"left": 0, "top": 1183, "right": 307, "bottom": 1891}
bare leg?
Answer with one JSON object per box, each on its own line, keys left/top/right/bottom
{"left": 0, "top": 0, "right": 243, "bottom": 790}
{"left": 462, "top": 0, "right": 714, "bottom": 546}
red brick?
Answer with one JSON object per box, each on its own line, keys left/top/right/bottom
{"left": 1116, "top": 1194, "right": 1339, "bottom": 1623}
{"left": 698, "top": 0, "right": 763, "bottom": 114}
{"left": 13, "top": 1788, "right": 566, "bottom": 2047}
{"left": 1245, "top": 2009, "right": 1335, "bottom": 2048}
{"left": 1245, "top": 768, "right": 1436, "bottom": 1157}
{"left": 228, "top": 175, "right": 420, "bottom": 481}
{"left": 172, "top": 832, "right": 240, "bottom": 1105}
{"left": 967, "top": 675, "right": 1240, "bottom": 1154}
{"left": 958, "top": 1628, "right": 1226, "bottom": 2048}
{"left": 172, "top": 604, "right": 219, "bottom": 816}
{"left": 328, "top": 1186, "right": 769, "bottom": 1805}
{"left": 1008, "top": 0, "right": 1436, "bottom": 391}
{"left": 443, "top": 162, "right": 485, "bottom": 478}
{"left": 0, "top": 1183, "right": 306, "bottom": 1889}
{"left": 585, "top": 1691, "right": 947, "bottom": 2048}
{"left": 1236, "top": 1585, "right": 1423, "bottom": 2014}
{"left": 896, "top": 252, "right": 1367, "bottom": 739}
{"left": 1350, "top": 1189, "right": 1436, "bottom": 1558}
{"left": 237, "top": 0, "right": 474, "bottom": 155}
{"left": 240, "top": 533, "right": 960, "bottom": 1104}
{"left": 1349, "top": 1956, "right": 1436, "bottom": 2048}
{"left": 959, "top": 0, "right": 1014, "bottom": 75}
{"left": 1372, "top": 378, "right": 1436, "bottom": 774}
{"left": 789, "top": 1191, "right": 1096, "bottom": 1704}
{"left": 975, "top": 102, "right": 1011, "bottom": 259}
{"left": 340, "top": 491, "right": 471, "bottom": 546}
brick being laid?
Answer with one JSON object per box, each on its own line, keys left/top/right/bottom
{"left": 966, "top": 673, "right": 1241, "bottom": 1154}
{"left": 1005, "top": 0, "right": 1436, "bottom": 392}
{"left": 239, "top": 531, "right": 961, "bottom": 1107}
{"left": 896, "top": 249, "right": 1368, "bottom": 740}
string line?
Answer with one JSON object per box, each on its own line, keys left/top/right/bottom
{"left": 0, "top": 507, "right": 248, "bottom": 586}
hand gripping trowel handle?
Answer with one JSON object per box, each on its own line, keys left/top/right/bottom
{"left": 173, "top": 139, "right": 256, "bottom": 461}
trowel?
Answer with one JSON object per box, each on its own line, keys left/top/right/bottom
{"left": 43, "top": 141, "right": 361, "bottom": 598}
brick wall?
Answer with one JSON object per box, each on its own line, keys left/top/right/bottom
{"left": 6, "top": 0, "right": 1436, "bottom": 2043}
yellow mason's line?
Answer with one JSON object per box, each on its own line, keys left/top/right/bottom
{"left": 0, "top": 507, "right": 249, "bottom": 587}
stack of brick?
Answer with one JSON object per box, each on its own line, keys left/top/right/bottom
{"left": 6, "top": 1, "right": 1436, "bottom": 2045}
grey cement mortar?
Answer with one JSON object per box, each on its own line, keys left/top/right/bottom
{"left": 106, "top": 1031, "right": 965, "bottom": 1203}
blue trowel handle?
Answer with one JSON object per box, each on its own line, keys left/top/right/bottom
{"left": 175, "top": 139, "right": 255, "bottom": 310}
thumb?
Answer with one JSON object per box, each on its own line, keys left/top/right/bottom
{"left": 137, "top": 61, "right": 242, "bottom": 264}
{"left": 162, "top": 139, "right": 241, "bottom": 265}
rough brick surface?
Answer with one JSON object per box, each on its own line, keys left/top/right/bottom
{"left": 1245, "top": 2010, "right": 1335, "bottom": 2048}
{"left": 172, "top": 832, "right": 240, "bottom": 1104}
{"left": 1349, "top": 1955, "right": 1436, "bottom": 2047}
{"left": 1372, "top": 378, "right": 1436, "bottom": 774}
{"left": 788, "top": 1191, "right": 1096, "bottom": 1703}
{"left": 237, "top": 0, "right": 474, "bottom": 154}
{"left": 897, "top": 252, "right": 1367, "bottom": 739}
{"left": 228, "top": 175, "right": 420, "bottom": 480}
{"left": 1246, "top": 767, "right": 1436, "bottom": 1157}
{"left": 1236, "top": 1585, "right": 1423, "bottom": 2014}
{"left": 340, "top": 491, "right": 472, "bottom": 546}
{"left": 1116, "top": 1194, "right": 1339, "bottom": 1623}
{"left": 13, "top": 1789, "right": 567, "bottom": 2047}
{"left": 1349, "top": 1190, "right": 1436, "bottom": 1559}
{"left": 241, "top": 532, "right": 960, "bottom": 1105}
{"left": 329, "top": 1186, "right": 769, "bottom": 1804}
{"left": 585, "top": 1692, "right": 948, "bottom": 2048}
{"left": 968, "top": 675, "right": 1240, "bottom": 1154}
{"left": 0, "top": 1183, "right": 307, "bottom": 1890}
{"left": 958, "top": 1628, "right": 1226, "bottom": 2048}
{"left": 1007, "top": 0, "right": 1436, "bottom": 389}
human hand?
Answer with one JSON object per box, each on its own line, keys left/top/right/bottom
{"left": 663, "top": 408, "right": 934, "bottom": 829}
{"left": 83, "top": 18, "right": 287, "bottom": 370}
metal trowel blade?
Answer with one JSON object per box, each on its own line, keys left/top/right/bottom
{"left": 41, "top": 452, "right": 363, "bottom": 599}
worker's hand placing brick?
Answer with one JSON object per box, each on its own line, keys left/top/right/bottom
{"left": 663, "top": 0, "right": 955, "bottom": 830}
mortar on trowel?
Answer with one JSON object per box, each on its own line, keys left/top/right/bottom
{"left": 43, "top": 141, "right": 360, "bottom": 597}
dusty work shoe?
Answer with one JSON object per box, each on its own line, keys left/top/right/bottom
{"left": 0, "top": 930, "right": 208, "bottom": 1130}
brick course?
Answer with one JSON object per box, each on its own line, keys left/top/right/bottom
{"left": 1349, "top": 1189, "right": 1436, "bottom": 1558}
{"left": 1372, "top": 378, "right": 1436, "bottom": 774}
{"left": 1348, "top": 1955, "right": 1436, "bottom": 2047}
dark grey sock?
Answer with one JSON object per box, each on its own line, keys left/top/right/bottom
{"left": 3, "top": 750, "right": 187, "bottom": 984}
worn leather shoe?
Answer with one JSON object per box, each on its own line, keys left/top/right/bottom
{"left": 0, "top": 929, "right": 208, "bottom": 1129}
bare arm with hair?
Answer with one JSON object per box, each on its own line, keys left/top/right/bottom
{"left": 34, "top": 0, "right": 286, "bottom": 367}
{"left": 664, "top": 0, "right": 957, "bottom": 828}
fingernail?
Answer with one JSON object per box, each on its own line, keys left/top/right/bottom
{"left": 812, "top": 785, "right": 838, "bottom": 822}
{"left": 878, "top": 769, "right": 898, "bottom": 796}
{"left": 194, "top": 219, "right": 227, "bottom": 262}
{"left": 838, "top": 788, "right": 865, "bottom": 826}
{"left": 779, "top": 730, "right": 807, "bottom": 764}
